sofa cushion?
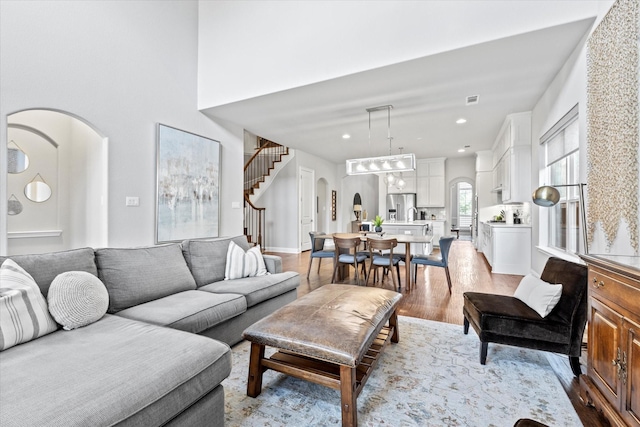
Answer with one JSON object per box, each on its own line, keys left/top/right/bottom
{"left": 0, "top": 314, "right": 231, "bottom": 427}
{"left": 225, "top": 241, "right": 268, "bottom": 280}
{"left": 47, "top": 271, "right": 109, "bottom": 330}
{"left": 0, "top": 259, "right": 58, "bottom": 351}
{"left": 116, "top": 290, "right": 247, "bottom": 334}
{"left": 199, "top": 271, "right": 300, "bottom": 308}
{"left": 181, "top": 236, "right": 250, "bottom": 287}
{"left": 0, "top": 247, "right": 97, "bottom": 297}
{"left": 95, "top": 244, "right": 196, "bottom": 313}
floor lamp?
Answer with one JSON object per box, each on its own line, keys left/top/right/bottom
{"left": 532, "top": 183, "right": 588, "bottom": 254}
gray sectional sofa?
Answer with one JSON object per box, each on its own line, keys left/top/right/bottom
{"left": 0, "top": 236, "right": 299, "bottom": 427}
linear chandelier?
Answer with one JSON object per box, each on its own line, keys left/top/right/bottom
{"left": 345, "top": 105, "right": 416, "bottom": 176}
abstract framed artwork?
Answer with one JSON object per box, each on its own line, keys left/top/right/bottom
{"left": 156, "top": 124, "right": 220, "bottom": 243}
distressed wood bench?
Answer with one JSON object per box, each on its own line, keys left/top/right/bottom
{"left": 242, "top": 284, "right": 402, "bottom": 427}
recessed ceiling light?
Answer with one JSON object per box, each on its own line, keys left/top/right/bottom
{"left": 458, "top": 148, "right": 465, "bottom": 153}
{"left": 456, "top": 118, "right": 467, "bottom": 124}
{"left": 342, "top": 134, "right": 350, "bottom": 139}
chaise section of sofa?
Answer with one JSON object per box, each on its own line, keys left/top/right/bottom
{"left": 0, "top": 314, "right": 230, "bottom": 427}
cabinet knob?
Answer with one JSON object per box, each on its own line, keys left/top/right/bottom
{"left": 592, "top": 277, "right": 604, "bottom": 288}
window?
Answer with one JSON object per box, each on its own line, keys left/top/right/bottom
{"left": 458, "top": 182, "right": 473, "bottom": 227}
{"left": 541, "top": 105, "right": 582, "bottom": 254}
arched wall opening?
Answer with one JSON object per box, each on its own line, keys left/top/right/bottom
{"left": 449, "top": 177, "right": 475, "bottom": 238}
{"left": 6, "top": 109, "right": 108, "bottom": 255}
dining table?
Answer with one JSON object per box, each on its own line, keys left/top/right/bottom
{"left": 317, "top": 232, "right": 433, "bottom": 291}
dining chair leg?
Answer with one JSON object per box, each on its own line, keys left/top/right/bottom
{"left": 390, "top": 262, "right": 398, "bottom": 291}
{"left": 444, "top": 266, "right": 452, "bottom": 294}
{"left": 395, "top": 263, "right": 402, "bottom": 291}
{"left": 317, "top": 258, "right": 322, "bottom": 274}
{"left": 307, "top": 257, "right": 313, "bottom": 279}
{"left": 365, "top": 262, "right": 373, "bottom": 286}
{"left": 331, "top": 261, "right": 339, "bottom": 284}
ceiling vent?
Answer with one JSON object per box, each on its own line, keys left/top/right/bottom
{"left": 466, "top": 95, "right": 480, "bottom": 105}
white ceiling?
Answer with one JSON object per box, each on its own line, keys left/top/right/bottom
{"left": 202, "top": 18, "right": 594, "bottom": 164}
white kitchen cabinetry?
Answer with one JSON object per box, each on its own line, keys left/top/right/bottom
{"left": 491, "top": 113, "right": 531, "bottom": 203}
{"left": 429, "top": 220, "right": 446, "bottom": 247}
{"left": 480, "top": 223, "right": 531, "bottom": 275}
{"left": 417, "top": 158, "right": 446, "bottom": 207}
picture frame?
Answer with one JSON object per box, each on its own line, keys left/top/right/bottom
{"left": 156, "top": 123, "right": 220, "bottom": 243}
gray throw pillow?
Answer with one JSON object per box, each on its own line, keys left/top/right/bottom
{"left": 47, "top": 271, "right": 109, "bottom": 330}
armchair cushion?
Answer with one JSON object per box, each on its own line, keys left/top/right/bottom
{"left": 513, "top": 274, "right": 563, "bottom": 317}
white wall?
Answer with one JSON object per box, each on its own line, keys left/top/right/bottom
{"left": 0, "top": 0, "right": 244, "bottom": 253}
{"left": 197, "top": 1, "right": 605, "bottom": 109}
{"left": 529, "top": 0, "right": 615, "bottom": 274}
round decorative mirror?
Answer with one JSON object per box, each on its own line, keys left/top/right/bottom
{"left": 24, "top": 174, "right": 52, "bottom": 203}
{"left": 7, "top": 194, "right": 23, "bottom": 215}
{"left": 7, "top": 140, "right": 29, "bottom": 174}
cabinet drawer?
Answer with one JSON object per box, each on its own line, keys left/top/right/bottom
{"left": 589, "top": 266, "right": 640, "bottom": 314}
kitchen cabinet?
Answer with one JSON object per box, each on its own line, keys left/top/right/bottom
{"left": 428, "top": 220, "right": 446, "bottom": 247}
{"left": 417, "top": 158, "right": 446, "bottom": 207}
{"left": 580, "top": 255, "right": 640, "bottom": 427}
{"left": 491, "top": 113, "right": 531, "bottom": 203}
{"left": 479, "top": 223, "right": 531, "bottom": 275}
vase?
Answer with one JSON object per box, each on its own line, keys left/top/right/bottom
{"left": 375, "top": 226, "right": 382, "bottom": 232}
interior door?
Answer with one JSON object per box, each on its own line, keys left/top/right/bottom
{"left": 299, "top": 167, "right": 314, "bottom": 251}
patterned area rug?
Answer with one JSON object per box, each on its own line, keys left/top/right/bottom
{"left": 223, "top": 316, "right": 581, "bottom": 426}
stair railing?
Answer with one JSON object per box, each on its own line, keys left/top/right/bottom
{"left": 244, "top": 139, "right": 288, "bottom": 195}
{"left": 243, "top": 138, "right": 289, "bottom": 249}
{"left": 244, "top": 193, "right": 265, "bottom": 249}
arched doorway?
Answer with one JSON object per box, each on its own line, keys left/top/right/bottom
{"left": 449, "top": 178, "right": 474, "bottom": 240}
{"left": 6, "top": 109, "right": 108, "bottom": 255}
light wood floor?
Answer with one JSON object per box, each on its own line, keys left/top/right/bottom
{"left": 267, "top": 239, "right": 609, "bottom": 427}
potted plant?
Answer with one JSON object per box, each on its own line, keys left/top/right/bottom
{"left": 373, "top": 215, "right": 384, "bottom": 232}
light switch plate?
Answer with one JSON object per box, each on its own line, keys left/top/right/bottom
{"left": 231, "top": 201, "right": 241, "bottom": 209}
{"left": 126, "top": 196, "right": 139, "bottom": 207}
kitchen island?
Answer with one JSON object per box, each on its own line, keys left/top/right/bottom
{"left": 363, "top": 220, "right": 434, "bottom": 255}
{"left": 479, "top": 221, "right": 531, "bottom": 275}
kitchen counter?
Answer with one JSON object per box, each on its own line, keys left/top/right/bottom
{"left": 379, "top": 220, "right": 444, "bottom": 226}
{"left": 481, "top": 221, "right": 531, "bottom": 228}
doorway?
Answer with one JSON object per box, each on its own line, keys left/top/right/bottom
{"left": 299, "top": 167, "right": 314, "bottom": 251}
{"left": 450, "top": 179, "right": 474, "bottom": 239}
{"left": 316, "top": 178, "right": 329, "bottom": 233}
{"left": 5, "top": 109, "right": 108, "bottom": 255}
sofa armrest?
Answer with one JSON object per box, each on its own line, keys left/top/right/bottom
{"left": 262, "top": 254, "right": 282, "bottom": 274}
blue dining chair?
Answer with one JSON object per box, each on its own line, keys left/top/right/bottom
{"left": 411, "top": 236, "right": 455, "bottom": 294}
{"left": 307, "top": 232, "right": 334, "bottom": 278}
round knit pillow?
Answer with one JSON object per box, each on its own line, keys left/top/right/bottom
{"left": 47, "top": 271, "right": 109, "bottom": 330}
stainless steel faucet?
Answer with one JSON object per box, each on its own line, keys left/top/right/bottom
{"left": 407, "top": 207, "right": 418, "bottom": 222}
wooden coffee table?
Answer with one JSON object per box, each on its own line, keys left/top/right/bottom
{"left": 242, "top": 284, "right": 402, "bottom": 427}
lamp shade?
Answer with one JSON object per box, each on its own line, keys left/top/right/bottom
{"left": 532, "top": 185, "right": 561, "bottom": 207}
{"left": 353, "top": 204, "right": 362, "bottom": 211}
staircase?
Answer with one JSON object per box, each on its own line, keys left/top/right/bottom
{"left": 243, "top": 138, "right": 291, "bottom": 249}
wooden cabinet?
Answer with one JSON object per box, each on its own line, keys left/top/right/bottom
{"left": 417, "top": 158, "right": 445, "bottom": 207}
{"left": 580, "top": 255, "right": 640, "bottom": 427}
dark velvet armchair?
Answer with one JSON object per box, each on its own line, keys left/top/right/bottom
{"left": 463, "top": 257, "right": 588, "bottom": 376}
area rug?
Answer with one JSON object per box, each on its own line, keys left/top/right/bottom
{"left": 223, "top": 316, "right": 582, "bottom": 426}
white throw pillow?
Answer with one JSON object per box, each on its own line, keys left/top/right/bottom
{"left": 224, "top": 241, "right": 269, "bottom": 280}
{"left": 514, "top": 274, "right": 563, "bottom": 318}
{"left": 47, "top": 271, "right": 109, "bottom": 330}
{"left": 0, "top": 259, "right": 58, "bottom": 351}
